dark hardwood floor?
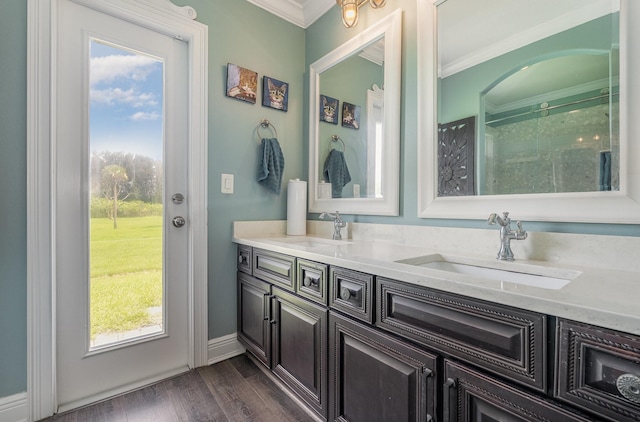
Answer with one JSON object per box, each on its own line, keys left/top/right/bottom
{"left": 40, "top": 354, "right": 314, "bottom": 422}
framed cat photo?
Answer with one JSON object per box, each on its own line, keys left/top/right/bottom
{"left": 226, "top": 63, "right": 258, "bottom": 104}
{"left": 342, "top": 102, "right": 361, "bottom": 130}
{"left": 319, "top": 94, "right": 339, "bottom": 124}
{"left": 262, "top": 76, "right": 289, "bottom": 112}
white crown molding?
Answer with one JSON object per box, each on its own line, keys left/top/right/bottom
{"left": 246, "top": 0, "right": 334, "bottom": 28}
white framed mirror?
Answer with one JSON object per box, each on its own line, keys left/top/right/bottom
{"left": 308, "top": 9, "right": 402, "bottom": 216}
{"left": 417, "top": 0, "right": 640, "bottom": 223}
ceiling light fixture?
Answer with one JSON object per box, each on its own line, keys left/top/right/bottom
{"left": 337, "top": 0, "right": 387, "bottom": 28}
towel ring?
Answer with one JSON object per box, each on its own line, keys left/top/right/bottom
{"left": 257, "top": 119, "right": 278, "bottom": 140}
{"left": 329, "top": 135, "right": 345, "bottom": 152}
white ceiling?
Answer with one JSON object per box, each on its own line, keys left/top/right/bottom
{"left": 438, "top": 0, "right": 619, "bottom": 77}
{"left": 246, "top": 0, "right": 335, "bottom": 28}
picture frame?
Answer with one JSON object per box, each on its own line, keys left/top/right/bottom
{"left": 341, "top": 102, "right": 360, "bottom": 130}
{"left": 319, "top": 94, "right": 339, "bottom": 124}
{"left": 226, "top": 63, "right": 258, "bottom": 104}
{"left": 262, "top": 76, "right": 289, "bottom": 112}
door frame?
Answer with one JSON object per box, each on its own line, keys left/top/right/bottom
{"left": 26, "top": 0, "right": 208, "bottom": 420}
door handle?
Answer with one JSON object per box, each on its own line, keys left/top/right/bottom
{"left": 172, "top": 216, "right": 186, "bottom": 227}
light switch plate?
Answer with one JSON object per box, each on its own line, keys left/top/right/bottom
{"left": 221, "top": 173, "right": 234, "bottom": 194}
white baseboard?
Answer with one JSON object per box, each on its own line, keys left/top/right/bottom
{"left": 207, "top": 333, "right": 245, "bottom": 365}
{"left": 0, "top": 392, "right": 27, "bottom": 422}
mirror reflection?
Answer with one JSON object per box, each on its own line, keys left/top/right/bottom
{"left": 437, "top": 0, "right": 620, "bottom": 197}
{"left": 308, "top": 9, "right": 401, "bottom": 216}
{"left": 318, "top": 39, "right": 384, "bottom": 199}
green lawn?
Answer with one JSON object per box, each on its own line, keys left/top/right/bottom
{"left": 90, "top": 216, "right": 163, "bottom": 339}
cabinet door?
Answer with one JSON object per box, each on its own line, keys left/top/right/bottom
{"left": 443, "top": 360, "right": 593, "bottom": 422}
{"left": 329, "top": 311, "right": 437, "bottom": 422}
{"left": 237, "top": 272, "right": 271, "bottom": 368}
{"left": 271, "top": 286, "right": 328, "bottom": 419}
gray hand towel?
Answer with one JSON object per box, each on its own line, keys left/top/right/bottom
{"left": 258, "top": 138, "right": 285, "bottom": 194}
{"left": 599, "top": 151, "right": 611, "bottom": 191}
{"left": 323, "top": 149, "right": 351, "bottom": 198}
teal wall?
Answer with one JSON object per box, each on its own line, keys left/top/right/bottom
{"left": 173, "top": 0, "right": 307, "bottom": 341}
{"left": 0, "top": 0, "right": 28, "bottom": 398}
{"left": 1, "top": 0, "right": 639, "bottom": 400}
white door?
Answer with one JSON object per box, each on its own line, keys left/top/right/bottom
{"left": 55, "top": 0, "right": 190, "bottom": 410}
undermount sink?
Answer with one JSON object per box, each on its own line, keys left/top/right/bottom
{"left": 396, "top": 254, "right": 581, "bottom": 290}
{"left": 272, "top": 237, "right": 353, "bottom": 248}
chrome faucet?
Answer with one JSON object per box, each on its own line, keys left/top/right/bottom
{"left": 487, "top": 212, "right": 527, "bottom": 261}
{"left": 319, "top": 211, "right": 347, "bottom": 240}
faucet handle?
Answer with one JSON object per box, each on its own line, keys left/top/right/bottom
{"left": 319, "top": 211, "right": 335, "bottom": 220}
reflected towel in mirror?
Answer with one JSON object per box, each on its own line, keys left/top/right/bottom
{"left": 599, "top": 150, "right": 611, "bottom": 191}
{"left": 323, "top": 149, "right": 351, "bottom": 198}
{"left": 258, "top": 138, "right": 285, "bottom": 194}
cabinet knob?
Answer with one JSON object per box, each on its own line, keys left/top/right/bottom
{"left": 617, "top": 373, "right": 640, "bottom": 403}
{"left": 303, "top": 276, "right": 312, "bottom": 287}
{"left": 339, "top": 287, "right": 351, "bottom": 301}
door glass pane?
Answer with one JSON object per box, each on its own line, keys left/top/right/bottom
{"left": 89, "top": 39, "right": 164, "bottom": 349}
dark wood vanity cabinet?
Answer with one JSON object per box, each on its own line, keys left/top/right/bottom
{"left": 237, "top": 245, "right": 640, "bottom": 422}
{"left": 555, "top": 319, "right": 640, "bottom": 422}
{"left": 328, "top": 311, "right": 437, "bottom": 422}
{"left": 237, "top": 249, "right": 328, "bottom": 419}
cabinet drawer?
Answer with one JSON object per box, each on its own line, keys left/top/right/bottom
{"left": 253, "top": 248, "right": 296, "bottom": 291}
{"left": 555, "top": 319, "right": 640, "bottom": 422}
{"left": 329, "top": 267, "right": 374, "bottom": 324}
{"left": 443, "top": 360, "right": 592, "bottom": 422}
{"left": 295, "top": 258, "right": 328, "bottom": 305}
{"left": 377, "top": 277, "right": 547, "bottom": 392}
{"left": 237, "top": 245, "right": 252, "bottom": 275}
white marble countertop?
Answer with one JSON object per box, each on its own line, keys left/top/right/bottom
{"left": 234, "top": 233, "right": 640, "bottom": 336}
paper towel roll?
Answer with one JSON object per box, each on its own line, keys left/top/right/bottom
{"left": 287, "top": 179, "right": 307, "bottom": 236}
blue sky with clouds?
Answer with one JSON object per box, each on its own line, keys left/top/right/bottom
{"left": 90, "top": 40, "right": 164, "bottom": 160}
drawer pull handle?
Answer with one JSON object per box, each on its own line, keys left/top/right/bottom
{"left": 443, "top": 378, "right": 457, "bottom": 422}
{"left": 340, "top": 287, "right": 352, "bottom": 300}
{"left": 617, "top": 373, "right": 640, "bottom": 403}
